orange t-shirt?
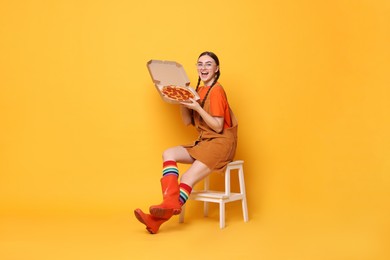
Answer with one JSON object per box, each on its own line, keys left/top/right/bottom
{"left": 197, "top": 84, "right": 232, "bottom": 129}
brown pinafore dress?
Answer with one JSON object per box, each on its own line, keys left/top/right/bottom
{"left": 184, "top": 84, "right": 238, "bottom": 173}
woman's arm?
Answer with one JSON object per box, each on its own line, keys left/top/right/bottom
{"left": 180, "top": 105, "right": 193, "bottom": 126}
{"left": 181, "top": 98, "right": 224, "bottom": 133}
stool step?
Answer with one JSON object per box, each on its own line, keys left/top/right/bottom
{"left": 191, "top": 191, "right": 244, "bottom": 202}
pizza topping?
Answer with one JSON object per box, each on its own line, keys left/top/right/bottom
{"left": 161, "top": 85, "right": 195, "bottom": 102}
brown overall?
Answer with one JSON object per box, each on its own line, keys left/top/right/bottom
{"left": 184, "top": 87, "right": 238, "bottom": 173}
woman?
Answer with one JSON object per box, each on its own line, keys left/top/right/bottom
{"left": 134, "top": 51, "right": 238, "bottom": 234}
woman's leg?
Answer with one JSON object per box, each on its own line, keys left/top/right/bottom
{"left": 134, "top": 146, "right": 194, "bottom": 233}
{"left": 162, "top": 146, "right": 212, "bottom": 186}
{"left": 135, "top": 148, "right": 212, "bottom": 233}
{"left": 148, "top": 146, "right": 194, "bottom": 219}
{"left": 162, "top": 146, "right": 195, "bottom": 164}
{"left": 180, "top": 160, "right": 212, "bottom": 187}
{"left": 176, "top": 160, "right": 212, "bottom": 207}
{"left": 149, "top": 157, "right": 212, "bottom": 217}
{"left": 162, "top": 147, "right": 212, "bottom": 205}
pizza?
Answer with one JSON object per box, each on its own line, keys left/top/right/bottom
{"left": 161, "top": 85, "right": 195, "bottom": 102}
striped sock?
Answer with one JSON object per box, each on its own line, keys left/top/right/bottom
{"left": 179, "top": 183, "right": 192, "bottom": 205}
{"left": 162, "top": 160, "right": 179, "bottom": 177}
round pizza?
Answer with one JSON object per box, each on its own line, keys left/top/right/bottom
{"left": 161, "top": 85, "right": 195, "bottom": 102}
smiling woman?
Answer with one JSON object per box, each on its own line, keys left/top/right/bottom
{"left": 134, "top": 51, "right": 238, "bottom": 234}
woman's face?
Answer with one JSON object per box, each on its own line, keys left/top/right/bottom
{"left": 197, "top": 55, "right": 219, "bottom": 86}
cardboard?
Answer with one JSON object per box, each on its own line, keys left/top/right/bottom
{"left": 146, "top": 59, "right": 199, "bottom": 104}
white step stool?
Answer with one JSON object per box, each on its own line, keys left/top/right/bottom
{"left": 179, "top": 160, "right": 249, "bottom": 228}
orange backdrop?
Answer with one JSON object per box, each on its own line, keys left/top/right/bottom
{"left": 1, "top": 0, "right": 389, "bottom": 259}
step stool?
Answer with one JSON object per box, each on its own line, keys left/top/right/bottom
{"left": 179, "top": 160, "right": 248, "bottom": 228}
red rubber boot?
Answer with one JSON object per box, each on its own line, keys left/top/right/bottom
{"left": 149, "top": 175, "right": 182, "bottom": 219}
{"left": 134, "top": 208, "right": 168, "bottom": 234}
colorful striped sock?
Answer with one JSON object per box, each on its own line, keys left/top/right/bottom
{"left": 179, "top": 183, "right": 192, "bottom": 205}
{"left": 162, "top": 160, "right": 179, "bottom": 177}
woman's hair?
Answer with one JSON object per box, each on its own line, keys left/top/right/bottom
{"left": 195, "top": 51, "right": 221, "bottom": 108}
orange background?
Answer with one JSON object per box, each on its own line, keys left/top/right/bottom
{"left": 1, "top": 0, "right": 389, "bottom": 259}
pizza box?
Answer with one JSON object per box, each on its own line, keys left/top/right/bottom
{"left": 146, "top": 59, "right": 200, "bottom": 104}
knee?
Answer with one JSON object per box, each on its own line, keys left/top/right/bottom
{"left": 162, "top": 148, "right": 174, "bottom": 161}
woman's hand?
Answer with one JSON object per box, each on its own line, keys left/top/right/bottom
{"left": 181, "top": 98, "right": 224, "bottom": 133}
{"left": 180, "top": 98, "right": 201, "bottom": 112}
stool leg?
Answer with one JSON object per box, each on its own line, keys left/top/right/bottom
{"left": 203, "top": 176, "right": 210, "bottom": 217}
{"left": 204, "top": 201, "right": 209, "bottom": 217}
{"left": 242, "top": 198, "right": 249, "bottom": 222}
{"left": 179, "top": 204, "right": 186, "bottom": 223}
{"left": 219, "top": 201, "right": 225, "bottom": 229}
{"left": 238, "top": 166, "right": 249, "bottom": 222}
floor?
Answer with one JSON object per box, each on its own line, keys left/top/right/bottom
{"left": 1, "top": 202, "right": 388, "bottom": 260}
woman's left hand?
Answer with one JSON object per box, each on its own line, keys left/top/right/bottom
{"left": 180, "top": 98, "right": 201, "bottom": 112}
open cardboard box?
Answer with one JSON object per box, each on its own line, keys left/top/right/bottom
{"left": 147, "top": 60, "right": 200, "bottom": 104}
